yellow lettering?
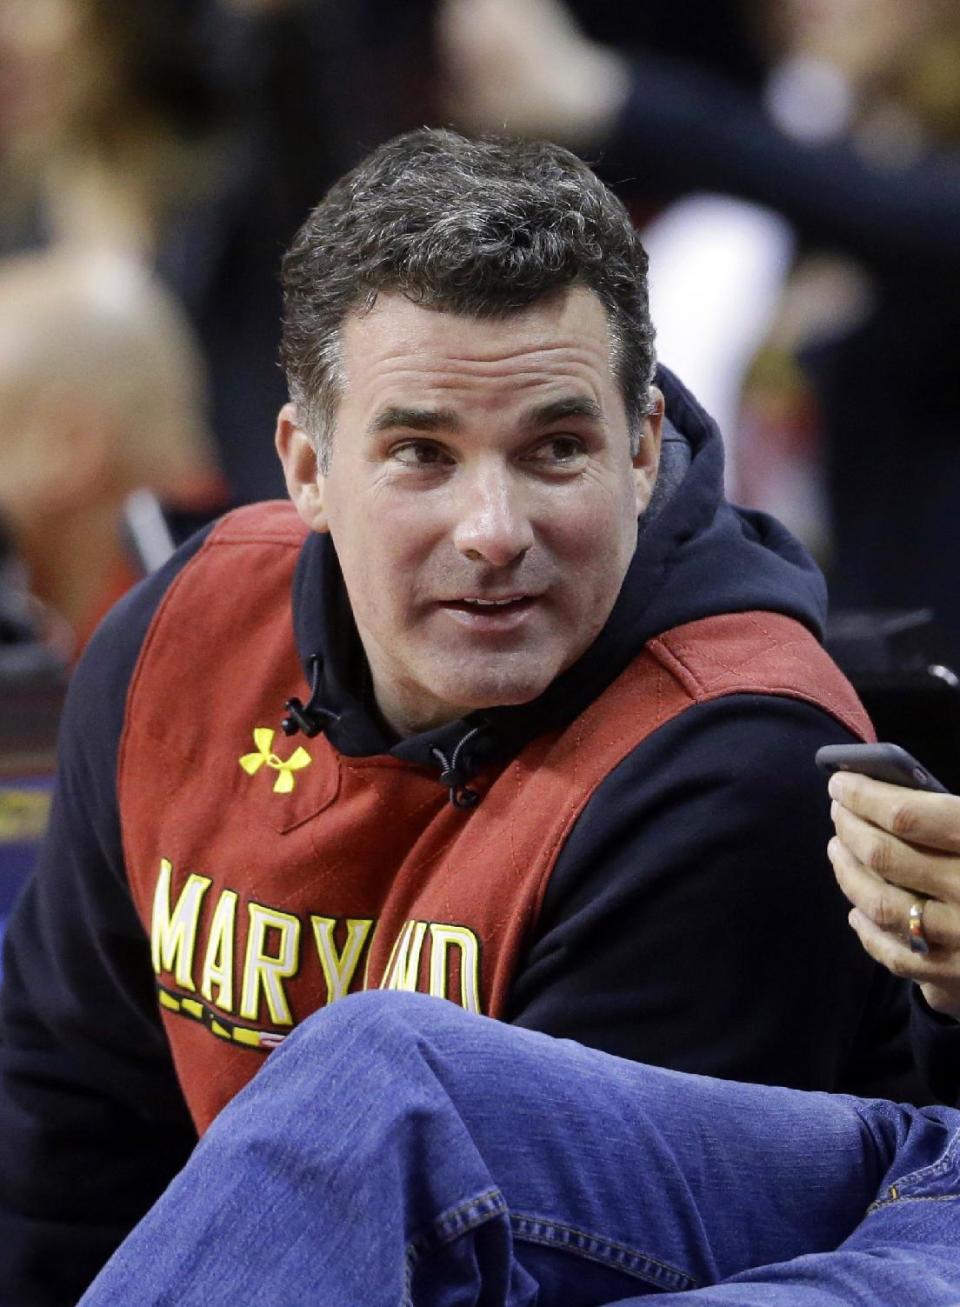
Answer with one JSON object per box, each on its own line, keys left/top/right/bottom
{"left": 199, "top": 890, "right": 239, "bottom": 1012}
{"left": 381, "top": 920, "right": 428, "bottom": 994}
{"left": 428, "top": 924, "right": 481, "bottom": 1014}
{"left": 310, "top": 917, "right": 373, "bottom": 1004}
{"left": 232, "top": 1026, "right": 262, "bottom": 1049}
{"left": 239, "top": 904, "right": 301, "bottom": 1025}
{"left": 150, "top": 859, "right": 210, "bottom": 991}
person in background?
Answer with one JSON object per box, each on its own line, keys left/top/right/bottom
{"left": 0, "top": 0, "right": 442, "bottom": 515}
{"left": 0, "top": 251, "right": 216, "bottom": 655}
{"left": 438, "top": 0, "right": 960, "bottom": 668}
{"left": 0, "top": 0, "right": 227, "bottom": 257}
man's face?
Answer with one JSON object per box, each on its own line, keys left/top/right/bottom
{"left": 278, "top": 287, "right": 661, "bottom": 737}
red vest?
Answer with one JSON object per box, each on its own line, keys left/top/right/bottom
{"left": 119, "top": 503, "right": 873, "bottom": 1130}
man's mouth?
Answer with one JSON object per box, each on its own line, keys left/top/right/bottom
{"left": 442, "top": 595, "right": 534, "bottom": 613}
{"left": 436, "top": 594, "right": 539, "bottom": 631}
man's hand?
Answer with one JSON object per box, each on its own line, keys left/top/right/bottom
{"left": 436, "top": 0, "right": 630, "bottom": 150}
{"left": 828, "top": 773, "right": 960, "bottom": 1020}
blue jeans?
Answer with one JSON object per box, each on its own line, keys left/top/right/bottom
{"left": 82, "top": 992, "right": 960, "bottom": 1305}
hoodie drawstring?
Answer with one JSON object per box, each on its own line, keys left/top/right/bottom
{"left": 281, "top": 655, "right": 339, "bottom": 738}
{"left": 431, "top": 727, "right": 481, "bottom": 809}
{"left": 283, "top": 660, "right": 482, "bottom": 808}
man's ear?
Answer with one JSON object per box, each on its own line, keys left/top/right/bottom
{"left": 633, "top": 386, "right": 664, "bottom": 513}
{"left": 275, "top": 403, "right": 328, "bottom": 533}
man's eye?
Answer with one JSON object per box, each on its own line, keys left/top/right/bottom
{"left": 391, "top": 441, "right": 453, "bottom": 467}
{"left": 527, "top": 437, "right": 587, "bottom": 466}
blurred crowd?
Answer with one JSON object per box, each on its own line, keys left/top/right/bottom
{"left": 0, "top": 0, "right": 957, "bottom": 665}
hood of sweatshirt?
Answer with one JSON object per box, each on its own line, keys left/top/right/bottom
{"left": 286, "top": 365, "right": 827, "bottom": 799}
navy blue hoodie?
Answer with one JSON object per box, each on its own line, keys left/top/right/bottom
{"left": 0, "top": 368, "right": 921, "bottom": 1304}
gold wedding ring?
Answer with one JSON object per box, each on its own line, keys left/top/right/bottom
{"left": 907, "top": 899, "right": 930, "bottom": 956}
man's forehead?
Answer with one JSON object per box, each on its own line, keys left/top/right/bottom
{"left": 337, "top": 287, "right": 619, "bottom": 394}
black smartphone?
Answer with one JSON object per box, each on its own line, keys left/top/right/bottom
{"left": 815, "top": 742, "right": 951, "bottom": 794}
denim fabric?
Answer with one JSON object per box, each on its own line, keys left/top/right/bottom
{"left": 82, "top": 992, "right": 960, "bottom": 1306}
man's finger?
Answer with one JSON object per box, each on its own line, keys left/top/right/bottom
{"left": 828, "top": 772, "right": 960, "bottom": 853}
{"left": 829, "top": 835, "right": 913, "bottom": 932}
{"left": 847, "top": 908, "right": 960, "bottom": 1020}
{"left": 830, "top": 800, "right": 960, "bottom": 901}
{"left": 847, "top": 906, "right": 935, "bottom": 979}
{"left": 828, "top": 837, "right": 960, "bottom": 949}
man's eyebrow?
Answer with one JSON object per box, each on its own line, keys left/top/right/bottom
{"left": 523, "top": 396, "right": 604, "bottom": 426}
{"left": 367, "top": 406, "right": 462, "bottom": 435}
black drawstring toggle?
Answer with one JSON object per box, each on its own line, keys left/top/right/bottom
{"left": 432, "top": 728, "right": 482, "bottom": 808}
{"left": 281, "top": 697, "right": 324, "bottom": 737}
{"left": 437, "top": 769, "right": 480, "bottom": 809}
{"left": 281, "top": 655, "right": 337, "bottom": 738}
{"left": 452, "top": 785, "right": 480, "bottom": 809}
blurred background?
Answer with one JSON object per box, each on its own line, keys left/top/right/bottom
{"left": 0, "top": 0, "right": 958, "bottom": 927}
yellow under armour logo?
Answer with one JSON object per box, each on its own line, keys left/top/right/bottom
{"left": 239, "top": 728, "right": 312, "bottom": 794}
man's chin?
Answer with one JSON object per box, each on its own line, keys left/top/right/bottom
{"left": 380, "top": 644, "right": 576, "bottom": 734}
{"left": 440, "top": 674, "right": 555, "bottom": 719}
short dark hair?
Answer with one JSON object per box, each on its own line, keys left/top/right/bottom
{"left": 280, "top": 128, "right": 656, "bottom": 470}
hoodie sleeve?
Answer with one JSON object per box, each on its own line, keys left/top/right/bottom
{"left": 506, "top": 693, "right": 924, "bottom": 1102}
{"left": 910, "top": 990, "right": 960, "bottom": 1106}
{"left": 0, "top": 535, "right": 209, "bottom": 1307}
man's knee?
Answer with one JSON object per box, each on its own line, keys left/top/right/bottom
{"left": 275, "top": 990, "right": 473, "bottom": 1075}
{"left": 211, "top": 993, "right": 460, "bottom": 1142}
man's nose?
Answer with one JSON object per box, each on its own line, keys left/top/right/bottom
{"left": 452, "top": 466, "right": 534, "bottom": 566}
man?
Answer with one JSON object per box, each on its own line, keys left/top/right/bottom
{"left": 0, "top": 130, "right": 917, "bottom": 1303}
